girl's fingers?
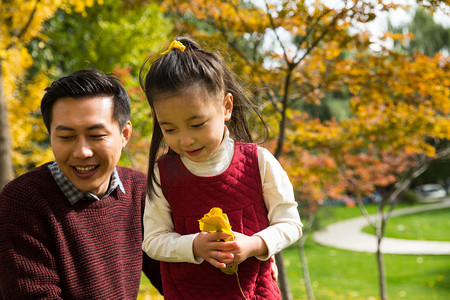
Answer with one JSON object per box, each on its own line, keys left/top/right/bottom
{"left": 215, "top": 241, "right": 237, "bottom": 251}
{"left": 210, "top": 231, "right": 233, "bottom": 241}
{"left": 213, "top": 249, "right": 234, "bottom": 261}
{"left": 207, "top": 257, "right": 227, "bottom": 269}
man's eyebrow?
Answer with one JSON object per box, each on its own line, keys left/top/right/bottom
{"left": 87, "top": 124, "right": 107, "bottom": 130}
{"left": 54, "top": 124, "right": 107, "bottom": 131}
{"left": 54, "top": 125, "right": 74, "bottom": 131}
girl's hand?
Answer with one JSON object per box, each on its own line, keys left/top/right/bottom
{"left": 193, "top": 232, "right": 237, "bottom": 269}
{"left": 270, "top": 256, "right": 278, "bottom": 281}
{"left": 224, "top": 232, "right": 268, "bottom": 266}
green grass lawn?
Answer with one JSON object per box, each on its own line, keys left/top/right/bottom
{"left": 361, "top": 207, "right": 450, "bottom": 241}
{"left": 138, "top": 276, "right": 163, "bottom": 300}
{"left": 139, "top": 203, "right": 450, "bottom": 299}
{"left": 283, "top": 241, "right": 449, "bottom": 300}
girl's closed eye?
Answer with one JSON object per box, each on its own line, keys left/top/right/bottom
{"left": 191, "top": 122, "right": 206, "bottom": 128}
{"left": 162, "top": 127, "right": 175, "bottom": 133}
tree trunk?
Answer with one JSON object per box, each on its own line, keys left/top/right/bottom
{"left": 273, "top": 68, "right": 295, "bottom": 299}
{"left": 376, "top": 235, "right": 388, "bottom": 300}
{"left": 0, "top": 60, "right": 14, "bottom": 189}
{"left": 275, "top": 251, "right": 293, "bottom": 300}
{"left": 274, "top": 70, "right": 292, "bottom": 159}
{"left": 298, "top": 235, "right": 314, "bottom": 300}
{"left": 371, "top": 154, "right": 442, "bottom": 300}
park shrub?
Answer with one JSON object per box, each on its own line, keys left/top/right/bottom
{"left": 400, "top": 189, "right": 419, "bottom": 205}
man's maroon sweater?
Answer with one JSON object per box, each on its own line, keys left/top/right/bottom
{"left": 0, "top": 163, "right": 162, "bottom": 299}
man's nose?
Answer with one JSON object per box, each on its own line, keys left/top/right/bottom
{"left": 73, "top": 138, "right": 94, "bottom": 158}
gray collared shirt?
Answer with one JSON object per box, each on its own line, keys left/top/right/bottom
{"left": 48, "top": 161, "right": 125, "bottom": 205}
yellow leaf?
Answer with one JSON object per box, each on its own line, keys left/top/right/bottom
{"left": 199, "top": 207, "right": 234, "bottom": 240}
{"left": 198, "top": 207, "right": 237, "bottom": 275}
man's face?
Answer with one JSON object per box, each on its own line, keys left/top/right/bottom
{"left": 49, "top": 96, "right": 131, "bottom": 198}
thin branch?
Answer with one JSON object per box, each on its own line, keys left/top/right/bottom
{"left": 6, "top": 0, "right": 40, "bottom": 50}
{"left": 295, "top": 9, "right": 347, "bottom": 65}
{"left": 294, "top": 7, "right": 333, "bottom": 57}
{"left": 264, "top": 88, "right": 283, "bottom": 113}
{"left": 263, "top": 0, "right": 293, "bottom": 67}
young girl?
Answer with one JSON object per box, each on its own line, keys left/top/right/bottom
{"left": 141, "top": 37, "right": 302, "bottom": 299}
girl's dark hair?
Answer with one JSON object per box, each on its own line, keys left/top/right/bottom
{"left": 139, "top": 36, "right": 267, "bottom": 197}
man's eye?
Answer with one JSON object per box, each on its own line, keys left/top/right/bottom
{"left": 91, "top": 135, "right": 106, "bottom": 139}
{"left": 59, "top": 136, "right": 74, "bottom": 140}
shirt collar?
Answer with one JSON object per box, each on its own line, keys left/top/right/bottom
{"left": 48, "top": 161, "right": 125, "bottom": 205}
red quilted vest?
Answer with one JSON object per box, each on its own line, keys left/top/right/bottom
{"left": 157, "top": 142, "right": 281, "bottom": 299}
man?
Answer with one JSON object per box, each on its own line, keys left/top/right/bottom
{"left": 0, "top": 69, "right": 162, "bottom": 299}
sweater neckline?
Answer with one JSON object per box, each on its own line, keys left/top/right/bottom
{"left": 180, "top": 128, "right": 235, "bottom": 177}
{"left": 176, "top": 140, "right": 241, "bottom": 183}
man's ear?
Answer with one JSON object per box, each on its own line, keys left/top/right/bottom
{"left": 121, "top": 121, "right": 132, "bottom": 147}
{"left": 223, "top": 93, "right": 233, "bottom": 121}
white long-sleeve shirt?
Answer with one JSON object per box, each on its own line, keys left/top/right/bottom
{"left": 142, "top": 133, "right": 303, "bottom": 264}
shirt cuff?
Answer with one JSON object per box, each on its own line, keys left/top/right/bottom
{"left": 253, "top": 230, "right": 278, "bottom": 261}
{"left": 178, "top": 233, "right": 204, "bottom": 264}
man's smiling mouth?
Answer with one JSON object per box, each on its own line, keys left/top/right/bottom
{"left": 74, "top": 166, "right": 98, "bottom": 173}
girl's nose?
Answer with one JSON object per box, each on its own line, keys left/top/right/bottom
{"left": 73, "top": 138, "right": 94, "bottom": 159}
{"left": 179, "top": 132, "right": 195, "bottom": 148}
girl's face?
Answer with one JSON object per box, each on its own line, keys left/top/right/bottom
{"left": 153, "top": 85, "right": 233, "bottom": 162}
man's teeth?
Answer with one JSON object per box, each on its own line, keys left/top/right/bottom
{"left": 75, "top": 166, "right": 96, "bottom": 173}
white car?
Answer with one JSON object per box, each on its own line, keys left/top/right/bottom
{"left": 415, "top": 184, "right": 447, "bottom": 198}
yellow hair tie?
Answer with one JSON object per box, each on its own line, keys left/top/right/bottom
{"left": 161, "top": 40, "right": 186, "bottom": 55}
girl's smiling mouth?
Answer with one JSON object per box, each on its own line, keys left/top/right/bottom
{"left": 185, "top": 148, "right": 204, "bottom": 156}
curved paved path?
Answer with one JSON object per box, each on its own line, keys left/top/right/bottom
{"left": 313, "top": 200, "right": 450, "bottom": 255}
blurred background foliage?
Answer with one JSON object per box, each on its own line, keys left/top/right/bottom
{"left": 1, "top": 1, "right": 449, "bottom": 299}
{"left": 28, "top": 0, "right": 171, "bottom": 77}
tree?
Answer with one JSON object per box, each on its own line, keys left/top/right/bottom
{"left": 0, "top": 0, "right": 99, "bottom": 189}
{"left": 141, "top": 1, "right": 449, "bottom": 299}
{"left": 286, "top": 49, "right": 450, "bottom": 300}
{"left": 0, "top": 58, "right": 13, "bottom": 189}
{"left": 389, "top": 7, "right": 450, "bottom": 57}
